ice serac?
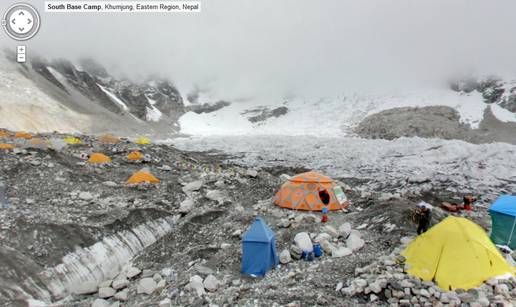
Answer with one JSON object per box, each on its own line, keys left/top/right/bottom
{"left": 32, "top": 216, "right": 178, "bottom": 301}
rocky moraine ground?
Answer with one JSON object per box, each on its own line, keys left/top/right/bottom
{"left": 0, "top": 130, "right": 515, "bottom": 307}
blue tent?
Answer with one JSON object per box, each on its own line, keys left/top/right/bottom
{"left": 241, "top": 217, "right": 279, "bottom": 277}
{"left": 488, "top": 195, "right": 516, "bottom": 249}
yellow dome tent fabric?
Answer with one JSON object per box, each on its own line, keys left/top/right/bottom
{"left": 99, "top": 134, "right": 120, "bottom": 144}
{"left": 14, "top": 132, "right": 32, "bottom": 139}
{"left": 274, "top": 171, "right": 348, "bottom": 211}
{"left": 64, "top": 137, "right": 82, "bottom": 145}
{"left": 127, "top": 151, "right": 144, "bottom": 161}
{"left": 88, "top": 153, "right": 112, "bottom": 164}
{"left": 135, "top": 137, "right": 151, "bottom": 145}
{"left": 402, "top": 216, "right": 512, "bottom": 291}
{"left": 0, "top": 143, "right": 15, "bottom": 150}
{"left": 126, "top": 171, "right": 160, "bottom": 184}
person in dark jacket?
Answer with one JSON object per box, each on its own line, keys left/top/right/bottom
{"left": 417, "top": 206, "right": 432, "bottom": 235}
{"left": 319, "top": 189, "right": 330, "bottom": 223}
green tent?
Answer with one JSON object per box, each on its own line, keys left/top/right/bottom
{"left": 488, "top": 195, "right": 516, "bottom": 249}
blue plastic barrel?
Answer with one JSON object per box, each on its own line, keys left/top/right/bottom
{"left": 313, "top": 244, "right": 323, "bottom": 257}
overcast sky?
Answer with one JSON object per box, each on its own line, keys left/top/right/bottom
{"left": 2, "top": 0, "right": 516, "bottom": 99}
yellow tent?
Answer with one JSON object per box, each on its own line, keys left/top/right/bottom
{"left": 99, "top": 134, "right": 120, "bottom": 144}
{"left": 64, "top": 137, "right": 82, "bottom": 145}
{"left": 126, "top": 171, "right": 160, "bottom": 185}
{"left": 0, "top": 143, "right": 15, "bottom": 150}
{"left": 402, "top": 216, "right": 512, "bottom": 290}
{"left": 127, "top": 151, "right": 144, "bottom": 161}
{"left": 135, "top": 137, "right": 151, "bottom": 145}
{"left": 88, "top": 153, "right": 112, "bottom": 164}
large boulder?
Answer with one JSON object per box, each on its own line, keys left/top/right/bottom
{"left": 203, "top": 275, "right": 220, "bottom": 292}
{"left": 137, "top": 278, "right": 157, "bottom": 295}
{"left": 71, "top": 281, "right": 98, "bottom": 295}
{"left": 112, "top": 278, "right": 129, "bottom": 290}
{"left": 294, "top": 232, "right": 313, "bottom": 252}
{"left": 179, "top": 198, "right": 194, "bottom": 213}
{"left": 186, "top": 275, "right": 206, "bottom": 296}
{"left": 279, "top": 249, "right": 292, "bottom": 264}
{"left": 91, "top": 299, "right": 110, "bottom": 307}
{"left": 314, "top": 233, "right": 332, "bottom": 243}
{"left": 338, "top": 223, "right": 352, "bottom": 238}
{"left": 346, "top": 233, "right": 365, "bottom": 252}
{"left": 182, "top": 181, "right": 203, "bottom": 193}
{"left": 324, "top": 225, "right": 339, "bottom": 238}
{"left": 98, "top": 287, "right": 116, "bottom": 298}
{"left": 332, "top": 246, "right": 352, "bottom": 258}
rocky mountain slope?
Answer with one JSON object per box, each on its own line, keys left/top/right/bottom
{"left": 0, "top": 54, "right": 185, "bottom": 136}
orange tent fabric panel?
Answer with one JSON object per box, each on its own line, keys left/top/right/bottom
{"left": 88, "top": 153, "right": 112, "bottom": 164}
{"left": 14, "top": 132, "right": 32, "bottom": 139}
{"left": 274, "top": 171, "right": 347, "bottom": 211}
{"left": 126, "top": 171, "right": 160, "bottom": 184}
{"left": 0, "top": 143, "right": 15, "bottom": 150}
{"left": 127, "top": 151, "right": 144, "bottom": 161}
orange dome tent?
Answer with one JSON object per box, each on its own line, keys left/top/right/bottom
{"left": 99, "top": 134, "right": 120, "bottom": 144}
{"left": 14, "top": 132, "right": 32, "bottom": 139}
{"left": 126, "top": 170, "right": 160, "bottom": 185}
{"left": 0, "top": 130, "right": 9, "bottom": 138}
{"left": 274, "top": 171, "right": 349, "bottom": 211}
{"left": 88, "top": 153, "right": 112, "bottom": 164}
{"left": 127, "top": 151, "right": 144, "bottom": 161}
{"left": 0, "top": 143, "right": 15, "bottom": 150}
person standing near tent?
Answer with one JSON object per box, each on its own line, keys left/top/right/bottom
{"left": 319, "top": 189, "right": 330, "bottom": 222}
{"left": 415, "top": 204, "right": 432, "bottom": 234}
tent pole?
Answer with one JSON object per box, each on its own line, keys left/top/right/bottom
{"left": 507, "top": 216, "right": 516, "bottom": 247}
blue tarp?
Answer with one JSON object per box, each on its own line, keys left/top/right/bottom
{"left": 241, "top": 217, "right": 278, "bottom": 277}
{"left": 489, "top": 195, "right": 516, "bottom": 217}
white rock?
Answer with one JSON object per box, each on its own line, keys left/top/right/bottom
{"left": 324, "top": 225, "right": 339, "bottom": 238}
{"left": 354, "top": 279, "right": 368, "bottom": 288}
{"left": 126, "top": 267, "right": 141, "bottom": 279}
{"left": 332, "top": 246, "right": 352, "bottom": 258}
{"left": 112, "top": 278, "right": 129, "bottom": 290}
{"left": 294, "top": 232, "right": 313, "bottom": 252}
{"left": 159, "top": 298, "right": 172, "bottom": 307}
{"left": 314, "top": 233, "right": 332, "bottom": 243}
{"left": 103, "top": 181, "right": 117, "bottom": 187}
{"left": 346, "top": 233, "right": 365, "bottom": 252}
{"left": 91, "top": 299, "right": 110, "bottom": 307}
{"left": 279, "top": 174, "right": 291, "bottom": 181}
{"left": 279, "top": 249, "right": 292, "bottom": 264}
{"left": 71, "top": 281, "right": 98, "bottom": 295}
{"left": 206, "top": 190, "right": 226, "bottom": 204}
{"left": 99, "top": 280, "right": 112, "bottom": 288}
{"left": 187, "top": 275, "right": 206, "bottom": 296}
{"left": 182, "top": 181, "right": 203, "bottom": 193}
{"left": 137, "top": 278, "right": 157, "bottom": 295}
{"left": 160, "top": 268, "right": 173, "bottom": 277}
{"left": 203, "top": 274, "right": 220, "bottom": 292}
{"left": 179, "top": 198, "right": 194, "bottom": 213}
{"left": 246, "top": 169, "right": 258, "bottom": 177}
{"left": 79, "top": 192, "right": 94, "bottom": 201}
{"left": 160, "top": 165, "right": 172, "bottom": 171}
{"left": 320, "top": 240, "right": 336, "bottom": 253}
{"left": 336, "top": 282, "right": 343, "bottom": 292}
{"left": 494, "top": 284, "right": 509, "bottom": 294}
{"left": 113, "top": 289, "right": 128, "bottom": 301}
{"left": 369, "top": 282, "right": 382, "bottom": 294}
{"left": 338, "top": 223, "right": 352, "bottom": 238}
{"left": 98, "top": 287, "right": 116, "bottom": 299}
{"left": 156, "top": 279, "right": 166, "bottom": 291}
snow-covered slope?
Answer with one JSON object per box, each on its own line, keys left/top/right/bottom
{"left": 0, "top": 55, "right": 185, "bottom": 135}
{"left": 178, "top": 88, "right": 515, "bottom": 136}
{"left": 0, "top": 56, "right": 91, "bottom": 133}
